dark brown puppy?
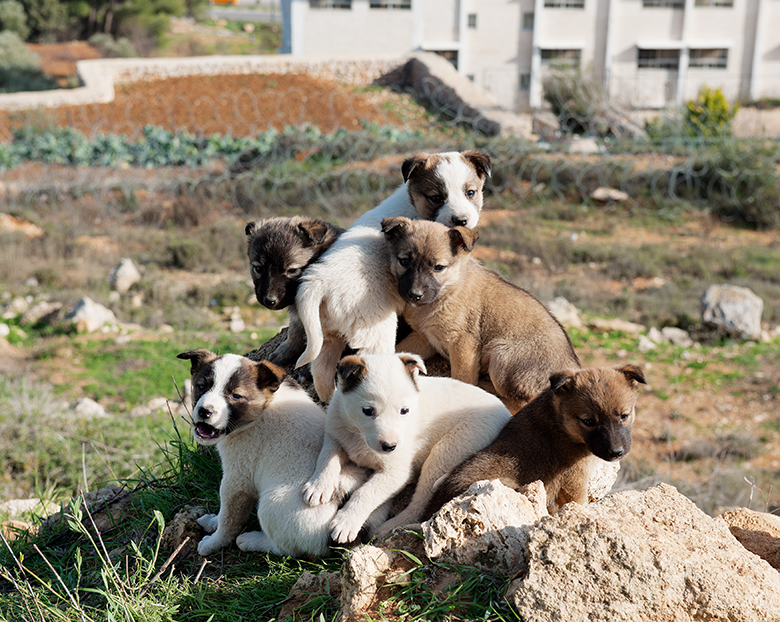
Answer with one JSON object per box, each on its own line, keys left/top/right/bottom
{"left": 382, "top": 216, "right": 580, "bottom": 413}
{"left": 246, "top": 216, "right": 344, "bottom": 367}
{"left": 425, "top": 365, "right": 646, "bottom": 517}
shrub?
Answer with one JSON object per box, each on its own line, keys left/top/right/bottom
{"left": 87, "top": 32, "right": 137, "bottom": 58}
{"left": 0, "top": 30, "right": 56, "bottom": 93}
{"left": 542, "top": 70, "right": 610, "bottom": 136}
{"left": 0, "top": 0, "right": 29, "bottom": 39}
{"left": 684, "top": 85, "right": 738, "bottom": 139}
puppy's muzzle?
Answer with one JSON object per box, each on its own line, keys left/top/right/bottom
{"left": 451, "top": 215, "right": 468, "bottom": 227}
{"left": 194, "top": 406, "right": 220, "bottom": 440}
{"left": 380, "top": 441, "right": 397, "bottom": 453}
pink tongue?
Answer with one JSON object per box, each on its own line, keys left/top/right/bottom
{"left": 196, "top": 422, "right": 218, "bottom": 438}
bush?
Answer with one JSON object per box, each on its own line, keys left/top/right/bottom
{"left": 87, "top": 32, "right": 137, "bottom": 58}
{"left": 0, "top": 30, "right": 56, "bottom": 93}
{"left": 542, "top": 70, "right": 610, "bottom": 136}
{"left": 684, "top": 85, "right": 738, "bottom": 139}
{"left": 0, "top": 0, "right": 29, "bottom": 39}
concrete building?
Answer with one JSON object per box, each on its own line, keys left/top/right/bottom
{"left": 280, "top": 0, "right": 780, "bottom": 111}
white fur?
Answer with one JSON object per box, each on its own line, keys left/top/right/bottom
{"left": 295, "top": 153, "right": 484, "bottom": 402}
{"left": 192, "top": 354, "right": 366, "bottom": 557}
{"left": 302, "top": 353, "right": 512, "bottom": 543}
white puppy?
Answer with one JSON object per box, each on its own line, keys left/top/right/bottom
{"left": 177, "top": 349, "right": 366, "bottom": 557}
{"left": 295, "top": 151, "right": 491, "bottom": 402}
{"left": 302, "top": 353, "right": 512, "bottom": 543}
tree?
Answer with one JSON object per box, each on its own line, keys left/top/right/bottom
{"left": 0, "top": 0, "right": 29, "bottom": 39}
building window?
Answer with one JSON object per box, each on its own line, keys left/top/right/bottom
{"left": 434, "top": 50, "right": 458, "bottom": 69}
{"left": 642, "top": 0, "right": 684, "bottom": 7}
{"left": 689, "top": 48, "right": 728, "bottom": 68}
{"left": 369, "top": 0, "right": 411, "bottom": 8}
{"left": 522, "top": 12, "right": 534, "bottom": 30}
{"left": 541, "top": 49, "right": 581, "bottom": 68}
{"left": 637, "top": 49, "right": 680, "bottom": 69}
{"left": 695, "top": 0, "right": 733, "bottom": 5}
{"left": 544, "top": 0, "right": 584, "bottom": 7}
{"left": 310, "top": 0, "right": 352, "bottom": 8}
{"left": 519, "top": 73, "right": 532, "bottom": 91}
{"left": 467, "top": 13, "right": 477, "bottom": 28}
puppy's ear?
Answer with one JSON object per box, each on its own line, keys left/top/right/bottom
{"left": 245, "top": 220, "right": 265, "bottom": 237}
{"left": 381, "top": 216, "right": 411, "bottom": 242}
{"left": 401, "top": 153, "right": 429, "bottom": 182}
{"left": 449, "top": 226, "right": 478, "bottom": 254}
{"left": 337, "top": 355, "right": 368, "bottom": 393}
{"left": 256, "top": 360, "right": 286, "bottom": 393}
{"left": 550, "top": 369, "right": 578, "bottom": 393}
{"left": 297, "top": 219, "right": 330, "bottom": 246}
{"left": 615, "top": 364, "right": 646, "bottom": 387}
{"left": 398, "top": 353, "right": 426, "bottom": 380}
{"left": 177, "top": 349, "right": 218, "bottom": 376}
{"left": 462, "top": 151, "right": 492, "bottom": 179}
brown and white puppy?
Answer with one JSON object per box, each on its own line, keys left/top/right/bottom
{"left": 302, "top": 352, "right": 512, "bottom": 543}
{"left": 294, "top": 151, "right": 491, "bottom": 402}
{"left": 177, "top": 349, "right": 366, "bottom": 558}
{"left": 425, "top": 365, "right": 646, "bottom": 517}
{"left": 246, "top": 216, "right": 344, "bottom": 368}
{"left": 382, "top": 216, "right": 580, "bottom": 413}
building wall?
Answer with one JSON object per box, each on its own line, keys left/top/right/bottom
{"left": 284, "top": 0, "right": 780, "bottom": 110}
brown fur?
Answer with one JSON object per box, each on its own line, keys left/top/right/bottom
{"left": 382, "top": 216, "right": 580, "bottom": 413}
{"left": 425, "top": 365, "right": 646, "bottom": 517}
{"left": 246, "top": 216, "right": 344, "bottom": 367}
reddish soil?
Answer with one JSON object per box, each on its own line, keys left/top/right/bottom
{"left": 29, "top": 41, "right": 102, "bottom": 86}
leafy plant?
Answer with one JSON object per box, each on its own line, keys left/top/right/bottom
{"left": 684, "top": 85, "right": 739, "bottom": 139}
{"left": 0, "top": 30, "right": 56, "bottom": 93}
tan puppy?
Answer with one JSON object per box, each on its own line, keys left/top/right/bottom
{"left": 246, "top": 216, "right": 344, "bottom": 368}
{"left": 177, "top": 349, "right": 366, "bottom": 557}
{"left": 425, "top": 365, "right": 646, "bottom": 517}
{"left": 382, "top": 216, "right": 580, "bottom": 413}
{"left": 302, "top": 353, "right": 512, "bottom": 543}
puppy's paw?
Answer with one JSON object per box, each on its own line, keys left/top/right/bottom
{"left": 197, "top": 533, "right": 228, "bottom": 556}
{"left": 329, "top": 509, "right": 364, "bottom": 545}
{"left": 236, "top": 530, "right": 275, "bottom": 553}
{"left": 303, "top": 476, "right": 337, "bottom": 507}
{"left": 197, "top": 513, "right": 219, "bottom": 534}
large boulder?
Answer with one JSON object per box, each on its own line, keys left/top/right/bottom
{"left": 719, "top": 507, "right": 780, "bottom": 571}
{"left": 506, "top": 483, "right": 780, "bottom": 621}
{"left": 62, "top": 297, "right": 117, "bottom": 333}
{"left": 701, "top": 284, "right": 763, "bottom": 340}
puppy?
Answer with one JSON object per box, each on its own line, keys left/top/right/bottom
{"left": 425, "top": 365, "right": 646, "bottom": 517}
{"left": 295, "top": 151, "right": 491, "bottom": 402}
{"left": 302, "top": 352, "right": 512, "bottom": 543}
{"left": 177, "top": 349, "right": 366, "bottom": 557}
{"left": 383, "top": 216, "right": 581, "bottom": 413}
{"left": 246, "top": 216, "right": 344, "bottom": 367}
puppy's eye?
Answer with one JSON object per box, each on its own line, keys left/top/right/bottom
{"left": 231, "top": 393, "right": 244, "bottom": 401}
{"left": 250, "top": 263, "right": 262, "bottom": 274}
{"left": 398, "top": 257, "right": 410, "bottom": 267}
{"left": 429, "top": 195, "right": 443, "bottom": 204}
{"left": 400, "top": 407, "right": 409, "bottom": 415}
{"left": 286, "top": 267, "right": 302, "bottom": 277}
{"left": 433, "top": 264, "right": 447, "bottom": 272}
{"left": 619, "top": 413, "right": 630, "bottom": 421}
{"left": 466, "top": 189, "right": 476, "bottom": 199}
{"left": 580, "top": 417, "right": 596, "bottom": 428}
{"left": 362, "top": 406, "right": 375, "bottom": 417}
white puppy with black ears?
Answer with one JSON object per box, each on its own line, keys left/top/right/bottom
{"left": 177, "top": 349, "right": 367, "bottom": 558}
{"left": 302, "top": 352, "right": 512, "bottom": 543}
{"left": 295, "top": 151, "right": 491, "bottom": 402}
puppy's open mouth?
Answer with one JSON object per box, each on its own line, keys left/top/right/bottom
{"left": 194, "top": 422, "right": 221, "bottom": 440}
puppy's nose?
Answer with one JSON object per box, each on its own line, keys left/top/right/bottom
{"left": 408, "top": 290, "right": 423, "bottom": 302}
{"left": 451, "top": 215, "right": 468, "bottom": 227}
{"left": 198, "top": 407, "right": 213, "bottom": 420}
{"left": 381, "top": 441, "right": 397, "bottom": 453}
{"left": 263, "top": 295, "right": 278, "bottom": 307}
{"left": 607, "top": 447, "right": 625, "bottom": 460}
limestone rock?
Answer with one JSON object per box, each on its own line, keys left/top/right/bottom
{"left": 507, "top": 483, "right": 780, "bottom": 622}
{"left": 20, "top": 300, "right": 62, "bottom": 327}
{"left": 69, "top": 397, "right": 107, "bottom": 419}
{"left": 568, "top": 137, "right": 600, "bottom": 155}
{"left": 546, "top": 296, "right": 583, "bottom": 329}
{"left": 280, "top": 571, "right": 340, "bottom": 620}
{"left": 62, "top": 297, "right": 117, "bottom": 332}
{"left": 701, "top": 284, "right": 763, "bottom": 340}
{"left": 590, "top": 186, "right": 629, "bottom": 202}
{"left": 660, "top": 326, "right": 694, "bottom": 347}
{"left": 339, "top": 545, "right": 394, "bottom": 621}
{"left": 0, "top": 213, "right": 44, "bottom": 238}
{"left": 0, "top": 323, "right": 9, "bottom": 338}
{"left": 587, "top": 458, "right": 620, "bottom": 502}
{"left": 108, "top": 258, "right": 141, "bottom": 293}
{"left": 161, "top": 505, "right": 206, "bottom": 554}
{"left": 719, "top": 507, "right": 780, "bottom": 571}
{"left": 423, "top": 479, "right": 548, "bottom": 575}
{"left": 2, "top": 296, "right": 29, "bottom": 319}
{"left": 588, "top": 317, "right": 646, "bottom": 336}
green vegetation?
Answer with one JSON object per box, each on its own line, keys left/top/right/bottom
{"left": 0, "top": 30, "right": 56, "bottom": 93}
{"left": 684, "top": 86, "right": 739, "bottom": 139}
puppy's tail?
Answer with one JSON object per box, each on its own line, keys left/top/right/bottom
{"left": 295, "top": 277, "right": 325, "bottom": 368}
